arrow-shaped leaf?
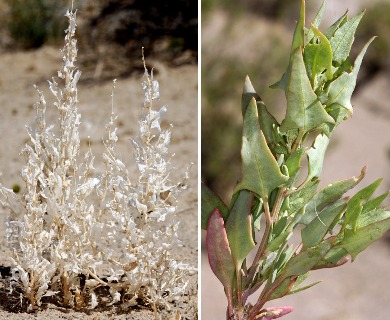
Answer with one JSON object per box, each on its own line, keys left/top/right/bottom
{"left": 280, "top": 48, "right": 335, "bottom": 133}
{"left": 270, "top": 0, "right": 305, "bottom": 90}
{"left": 234, "top": 98, "right": 288, "bottom": 199}
{"left": 329, "top": 11, "right": 364, "bottom": 65}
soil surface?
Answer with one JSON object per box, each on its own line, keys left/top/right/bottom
{"left": 0, "top": 45, "right": 198, "bottom": 319}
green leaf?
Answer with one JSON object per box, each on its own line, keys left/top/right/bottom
{"left": 362, "top": 191, "right": 389, "bottom": 214}
{"left": 229, "top": 191, "right": 240, "bottom": 210}
{"left": 329, "top": 11, "right": 364, "bottom": 65}
{"left": 272, "top": 245, "right": 296, "bottom": 280}
{"left": 357, "top": 208, "right": 390, "bottom": 229}
{"left": 267, "top": 224, "right": 293, "bottom": 254}
{"left": 234, "top": 98, "right": 288, "bottom": 199}
{"left": 301, "top": 167, "right": 366, "bottom": 225}
{"left": 285, "top": 148, "right": 306, "bottom": 184}
{"left": 257, "top": 101, "right": 279, "bottom": 146}
{"left": 206, "top": 209, "right": 236, "bottom": 290}
{"left": 289, "top": 178, "right": 320, "bottom": 216}
{"left": 302, "top": 199, "right": 347, "bottom": 248}
{"left": 283, "top": 240, "right": 332, "bottom": 278}
{"left": 280, "top": 194, "right": 290, "bottom": 212}
{"left": 291, "top": 272, "right": 309, "bottom": 288}
{"left": 267, "top": 231, "right": 291, "bottom": 254}
{"left": 201, "top": 183, "right": 229, "bottom": 229}
{"left": 344, "top": 179, "right": 382, "bottom": 231}
{"left": 271, "top": 273, "right": 321, "bottom": 298}
{"left": 292, "top": 0, "right": 305, "bottom": 52}
{"left": 304, "top": 26, "right": 333, "bottom": 88}
{"left": 280, "top": 47, "right": 335, "bottom": 133}
{"left": 304, "top": 133, "right": 329, "bottom": 183}
{"left": 314, "top": 247, "right": 349, "bottom": 269}
{"left": 253, "top": 197, "right": 264, "bottom": 231}
{"left": 268, "top": 215, "right": 301, "bottom": 255}
{"left": 338, "top": 216, "right": 390, "bottom": 261}
{"left": 242, "top": 75, "right": 261, "bottom": 117}
{"left": 324, "top": 11, "right": 348, "bottom": 40}
{"left": 325, "top": 37, "right": 375, "bottom": 113}
{"left": 270, "top": 0, "right": 305, "bottom": 90}
{"left": 269, "top": 277, "right": 296, "bottom": 300}
{"left": 332, "top": 56, "right": 353, "bottom": 79}
{"left": 306, "top": 0, "right": 327, "bottom": 43}
{"left": 321, "top": 103, "right": 350, "bottom": 134}
{"left": 288, "top": 279, "right": 321, "bottom": 295}
{"left": 226, "top": 190, "right": 256, "bottom": 270}
{"left": 272, "top": 216, "right": 288, "bottom": 239}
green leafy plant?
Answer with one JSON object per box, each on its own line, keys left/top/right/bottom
{"left": 202, "top": 1, "right": 390, "bottom": 319}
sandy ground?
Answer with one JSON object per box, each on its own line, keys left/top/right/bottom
{"left": 0, "top": 46, "right": 198, "bottom": 319}
{"left": 201, "top": 2, "right": 390, "bottom": 319}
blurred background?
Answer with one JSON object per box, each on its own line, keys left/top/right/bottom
{"left": 202, "top": 0, "right": 390, "bottom": 319}
{"left": 0, "top": 0, "right": 197, "bottom": 80}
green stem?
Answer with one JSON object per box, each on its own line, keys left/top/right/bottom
{"left": 253, "top": 200, "right": 271, "bottom": 263}
{"left": 248, "top": 186, "right": 286, "bottom": 280}
{"left": 271, "top": 187, "right": 286, "bottom": 219}
{"left": 246, "top": 200, "right": 271, "bottom": 285}
{"left": 291, "top": 129, "right": 304, "bottom": 153}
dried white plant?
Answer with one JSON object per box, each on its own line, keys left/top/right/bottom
{"left": 0, "top": 7, "right": 191, "bottom": 313}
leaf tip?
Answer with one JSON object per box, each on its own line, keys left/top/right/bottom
{"left": 360, "top": 166, "right": 368, "bottom": 180}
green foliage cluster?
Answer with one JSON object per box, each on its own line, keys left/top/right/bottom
{"left": 202, "top": 1, "right": 390, "bottom": 319}
{"left": 5, "top": 0, "right": 67, "bottom": 49}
